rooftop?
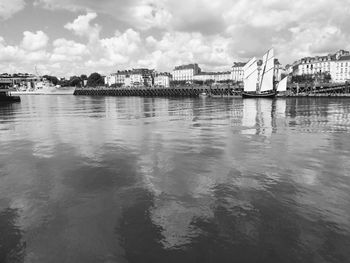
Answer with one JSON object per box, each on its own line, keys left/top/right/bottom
{"left": 196, "top": 71, "right": 231, "bottom": 75}
{"left": 174, "top": 64, "right": 199, "bottom": 70}
{"left": 232, "top": 62, "right": 247, "bottom": 67}
{"left": 337, "top": 55, "right": 350, "bottom": 61}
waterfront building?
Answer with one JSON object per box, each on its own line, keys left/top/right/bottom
{"left": 172, "top": 64, "right": 201, "bottom": 82}
{"left": 106, "top": 68, "right": 154, "bottom": 87}
{"left": 105, "top": 70, "right": 131, "bottom": 87}
{"left": 0, "top": 73, "right": 36, "bottom": 87}
{"left": 130, "top": 68, "right": 154, "bottom": 87}
{"left": 154, "top": 73, "right": 172, "bottom": 87}
{"left": 193, "top": 71, "right": 231, "bottom": 82}
{"left": 294, "top": 50, "right": 350, "bottom": 83}
{"left": 231, "top": 62, "right": 246, "bottom": 82}
{"left": 332, "top": 55, "right": 350, "bottom": 83}
{"left": 274, "top": 59, "right": 285, "bottom": 82}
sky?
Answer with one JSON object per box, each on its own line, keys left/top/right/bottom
{"left": 0, "top": 0, "right": 350, "bottom": 77}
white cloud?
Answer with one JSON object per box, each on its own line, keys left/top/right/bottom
{"left": 0, "top": 38, "right": 23, "bottom": 62}
{"left": 128, "top": 0, "right": 172, "bottom": 30}
{"left": 139, "top": 32, "right": 233, "bottom": 71}
{"left": 21, "top": 31, "right": 49, "bottom": 51}
{"left": 2, "top": 1, "right": 350, "bottom": 75}
{"left": 52, "top": 38, "right": 88, "bottom": 56}
{"left": 0, "top": 0, "right": 25, "bottom": 20}
{"left": 64, "top": 12, "right": 101, "bottom": 42}
{"left": 50, "top": 38, "right": 88, "bottom": 63}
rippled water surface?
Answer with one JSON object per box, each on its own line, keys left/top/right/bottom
{"left": 1, "top": 96, "right": 350, "bottom": 263}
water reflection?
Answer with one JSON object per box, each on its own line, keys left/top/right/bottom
{"left": 0, "top": 96, "right": 350, "bottom": 262}
{"left": 0, "top": 208, "right": 25, "bottom": 263}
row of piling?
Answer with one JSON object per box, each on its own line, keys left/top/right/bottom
{"left": 74, "top": 86, "right": 241, "bottom": 97}
{"left": 74, "top": 84, "right": 350, "bottom": 97}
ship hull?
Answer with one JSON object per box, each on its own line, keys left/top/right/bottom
{"left": 242, "top": 91, "right": 276, "bottom": 98}
{"left": 0, "top": 95, "right": 21, "bottom": 102}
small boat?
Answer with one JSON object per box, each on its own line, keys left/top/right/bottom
{"left": 0, "top": 89, "right": 21, "bottom": 103}
{"left": 242, "top": 49, "right": 277, "bottom": 98}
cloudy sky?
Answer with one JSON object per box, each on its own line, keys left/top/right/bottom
{"left": 0, "top": 0, "right": 350, "bottom": 77}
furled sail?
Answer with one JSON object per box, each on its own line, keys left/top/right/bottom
{"left": 259, "top": 49, "right": 275, "bottom": 92}
{"left": 243, "top": 57, "right": 258, "bottom": 92}
{"left": 277, "top": 76, "right": 288, "bottom": 92}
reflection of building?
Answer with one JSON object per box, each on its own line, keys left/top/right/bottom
{"left": 293, "top": 50, "right": 350, "bottom": 83}
{"left": 154, "top": 73, "right": 172, "bottom": 88}
{"left": 231, "top": 62, "right": 246, "bottom": 82}
{"left": 193, "top": 71, "right": 231, "bottom": 82}
{"left": 172, "top": 64, "right": 201, "bottom": 82}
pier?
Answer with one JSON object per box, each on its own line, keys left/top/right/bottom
{"left": 287, "top": 82, "right": 350, "bottom": 96}
{"left": 74, "top": 85, "right": 242, "bottom": 97}
{"left": 74, "top": 83, "right": 350, "bottom": 98}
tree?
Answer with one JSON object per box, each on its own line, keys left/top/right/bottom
{"left": 193, "top": 80, "right": 204, "bottom": 85}
{"left": 69, "top": 76, "right": 82, "bottom": 87}
{"left": 80, "top": 74, "right": 88, "bottom": 80}
{"left": 43, "top": 75, "right": 59, "bottom": 85}
{"left": 204, "top": 79, "right": 215, "bottom": 86}
{"left": 87, "top": 73, "right": 104, "bottom": 87}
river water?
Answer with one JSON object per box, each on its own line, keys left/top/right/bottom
{"left": 0, "top": 96, "right": 350, "bottom": 263}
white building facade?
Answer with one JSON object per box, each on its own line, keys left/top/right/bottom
{"left": 172, "top": 64, "right": 201, "bottom": 82}
{"left": 231, "top": 62, "right": 246, "bottom": 82}
{"left": 295, "top": 50, "right": 350, "bottom": 83}
{"left": 154, "top": 73, "right": 172, "bottom": 87}
{"left": 193, "top": 71, "right": 231, "bottom": 82}
{"left": 105, "top": 69, "right": 154, "bottom": 87}
{"left": 105, "top": 70, "right": 130, "bottom": 87}
{"left": 332, "top": 56, "right": 350, "bottom": 83}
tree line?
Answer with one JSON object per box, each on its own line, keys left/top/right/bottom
{"left": 42, "top": 73, "right": 104, "bottom": 87}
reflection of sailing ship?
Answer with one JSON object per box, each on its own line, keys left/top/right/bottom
{"left": 242, "top": 49, "right": 288, "bottom": 98}
{"left": 242, "top": 98, "right": 285, "bottom": 136}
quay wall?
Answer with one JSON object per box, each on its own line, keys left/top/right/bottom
{"left": 74, "top": 83, "right": 350, "bottom": 97}
{"left": 74, "top": 85, "right": 241, "bottom": 97}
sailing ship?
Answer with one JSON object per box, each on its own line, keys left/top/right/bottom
{"left": 242, "top": 49, "right": 287, "bottom": 98}
{"left": 276, "top": 75, "right": 288, "bottom": 96}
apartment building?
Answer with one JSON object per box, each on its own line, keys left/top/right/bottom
{"left": 231, "top": 62, "right": 246, "bottom": 82}
{"left": 154, "top": 73, "right": 172, "bottom": 87}
{"left": 172, "top": 64, "right": 201, "bottom": 82}
{"left": 106, "top": 68, "right": 154, "bottom": 87}
{"left": 295, "top": 50, "right": 350, "bottom": 83}
{"left": 105, "top": 70, "right": 130, "bottom": 86}
{"left": 193, "top": 71, "right": 231, "bottom": 82}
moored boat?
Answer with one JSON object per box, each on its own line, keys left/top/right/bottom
{"left": 242, "top": 49, "right": 277, "bottom": 98}
{"left": 10, "top": 77, "right": 75, "bottom": 95}
{"left": 0, "top": 89, "right": 21, "bottom": 103}
{"left": 242, "top": 91, "right": 276, "bottom": 98}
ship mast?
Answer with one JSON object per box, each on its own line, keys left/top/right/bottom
{"left": 258, "top": 49, "right": 270, "bottom": 93}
